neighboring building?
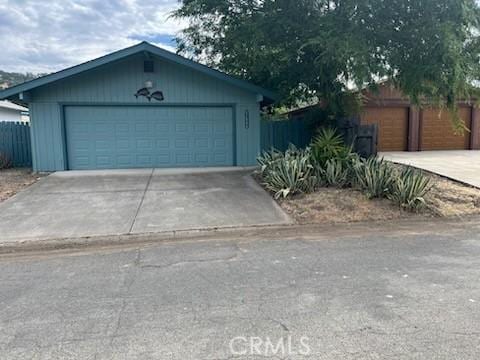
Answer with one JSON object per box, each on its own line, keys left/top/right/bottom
{"left": 360, "top": 84, "right": 479, "bottom": 151}
{"left": 287, "top": 83, "right": 480, "bottom": 152}
{"left": 0, "top": 42, "right": 276, "bottom": 172}
{"left": 0, "top": 100, "right": 29, "bottom": 122}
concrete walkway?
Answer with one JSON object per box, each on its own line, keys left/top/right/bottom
{"left": 0, "top": 168, "right": 291, "bottom": 243}
{"left": 380, "top": 150, "right": 480, "bottom": 188}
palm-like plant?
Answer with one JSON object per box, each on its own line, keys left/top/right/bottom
{"left": 310, "top": 128, "right": 349, "bottom": 167}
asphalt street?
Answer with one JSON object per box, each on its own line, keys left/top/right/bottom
{"left": 1, "top": 222, "right": 480, "bottom": 359}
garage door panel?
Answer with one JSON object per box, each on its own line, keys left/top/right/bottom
{"left": 135, "top": 122, "right": 149, "bottom": 133}
{"left": 175, "top": 153, "right": 191, "bottom": 165}
{"left": 360, "top": 107, "right": 408, "bottom": 151}
{"left": 117, "top": 155, "right": 133, "bottom": 166}
{"left": 194, "top": 123, "right": 210, "bottom": 133}
{"left": 174, "top": 139, "right": 189, "bottom": 149}
{"left": 214, "top": 153, "right": 228, "bottom": 163}
{"left": 135, "top": 154, "right": 153, "bottom": 166}
{"left": 136, "top": 139, "right": 153, "bottom": 151}
{"left": 96, "top": 155, "right": 113, "bottom": 166}
{"left": 175, "top": 123, "right": 189, "bottom": 133}
{"left": 421, "top": 108, "right": 471, "bottom": 150}
{"left": 155, "top": 122, "right": 169, "bottom": 133}
{"left": 115, "top": 123, "right": 129, "bottom": 133}
{"left": 156, "top": 153, "right": 171, "bottom": 166}
{"left": 156, "top": 139, "right": 170, "bottom": 149}
{"left": 74, "top": 156, "right": 90, "bottom": 167}
{"left": 195, "top": 138, "right": 209, "bottom": 149}
{"left": 116, "top": 139, "right": 130, "bottom": 150}
{"left": 214, "top": 138, "right": 227, "bottom": 148}
{"left": 71, "top": 122, "right": 89, "bottom": 134}
{"left": 214, "top": 123, "right": 229, "bottom": 134}
{"left": 65, "top": 106, "right": 234, "bottom": 170}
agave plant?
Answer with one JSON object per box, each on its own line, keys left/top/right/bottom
{"left": 262, "top": 146, "right": 316, "bottom": 198}
{"left": 322, "top": 159, "right": 350, "bottom": 188}
{"left": 354, "top": 157, "right": 395, "bottom": 198}
{"left": 257, "top": 148, "right": 284, "bottom": 175}
{"left": 389, "top": 167, "right": 432, "bottom": 211}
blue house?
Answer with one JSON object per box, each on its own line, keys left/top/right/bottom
{"left": 0, "top": 42, "right": 276, "bottom": 171}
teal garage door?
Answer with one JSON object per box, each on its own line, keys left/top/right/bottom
{"left": 65, "top": 106, "right": 234, "bottom": 170}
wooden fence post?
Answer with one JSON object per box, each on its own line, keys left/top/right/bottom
{"left": 471, "top": 106, "right": 480, "bottom": 150}
{"left": 408, "top": 106, "right": 420, "bottom": 151}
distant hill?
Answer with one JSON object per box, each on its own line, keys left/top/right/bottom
{"left": 0, "top": 70, "right": 45, "bottom": 89}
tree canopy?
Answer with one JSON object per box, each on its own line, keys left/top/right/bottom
{"left": 174, "top": 0, "right": 480, "bottom": 122}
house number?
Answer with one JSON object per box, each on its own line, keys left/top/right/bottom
{"left": 244, "top": 110, "right": 250, "bottom": 129}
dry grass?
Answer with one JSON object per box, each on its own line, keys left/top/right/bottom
{"left": 278, "top": 188, "right": 420, "bottom": 224}
{"left": 424, "top": 173, "right": 480, "bottom": 217}
{"left": 0, "top": 168, "right": 43, "bottom": 202}
{"left": 257, "top": 162, "right": 480, "bottom": 224}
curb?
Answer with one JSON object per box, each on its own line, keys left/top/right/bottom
{"left": 0, "top": 224, "right": 297, "bottom": 255}
{"left": 1, "top": 216, "right": 480, "bottom": 255}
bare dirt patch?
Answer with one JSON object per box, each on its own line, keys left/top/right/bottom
{"left": 0, "top": 168, "right": 44, "bottom": 202}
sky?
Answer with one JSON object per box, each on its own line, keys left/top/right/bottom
{"left": 0, "top": 0, "right": 185, "bottom": 74}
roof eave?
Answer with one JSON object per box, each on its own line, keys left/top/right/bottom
{"left": 0, "top": 42, "right": 148, "bottom": 101}
{"left": 0, "top": 42, "right": 277, "bottom": 103}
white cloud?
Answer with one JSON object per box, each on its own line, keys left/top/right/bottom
{"left": 0, "top": 0, "right": 185, "bottom": 73}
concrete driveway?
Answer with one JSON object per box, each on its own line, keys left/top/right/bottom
{"left": 380, "top": 150, "right": 480, "bottom": 188}
{"left": 0, "top": 168, "right": 291, "bottom": 243}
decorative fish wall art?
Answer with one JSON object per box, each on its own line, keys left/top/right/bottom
{"left": 148, "top": 91, "right": 164, "bottom": 102}
{"left": 134, "top": 88, "right": 165, "bottom": 102}
{"left": 134, "top": 87, "right": 150, "bottom": 99}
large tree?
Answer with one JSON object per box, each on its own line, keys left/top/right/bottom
{"left": 174, "top": 0, "right": 480, "bottom": 124}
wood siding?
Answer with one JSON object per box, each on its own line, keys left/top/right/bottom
{"left": 32, "top": 54, "right": 256, "bottom": 104}
{"left": 28, "top": 54, "right": 261, "bottom": 171}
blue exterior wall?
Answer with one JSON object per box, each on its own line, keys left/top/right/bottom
{"left": 27, "top": 54, "right": 261, "bottom": 171}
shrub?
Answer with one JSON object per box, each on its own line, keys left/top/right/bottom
{"left": 311, "top": 128, "right": 352, "bottom": 167}
{"left": 258, "top": 144, "right": 317, "bottom": 199}
{"left": 0, "top": 152, "right": 12, "bottom": 169}
{"left": 354, "top": 157, "right": 395, "bottom": 198}
{"left": 389, "top": 167, "right": 432, "bottom": 211}
{"left": 258, "top": 137, "right": 432, "bottom": 212}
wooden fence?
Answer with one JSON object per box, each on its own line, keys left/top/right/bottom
{"left": 261, "top": 118, "right": 313, "bottom": 152}
{"left": 261, "top": 116, "right": 378, "bottom": 157}
{"left": 0, "top": 122, "right": 32, "bottom": 167}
